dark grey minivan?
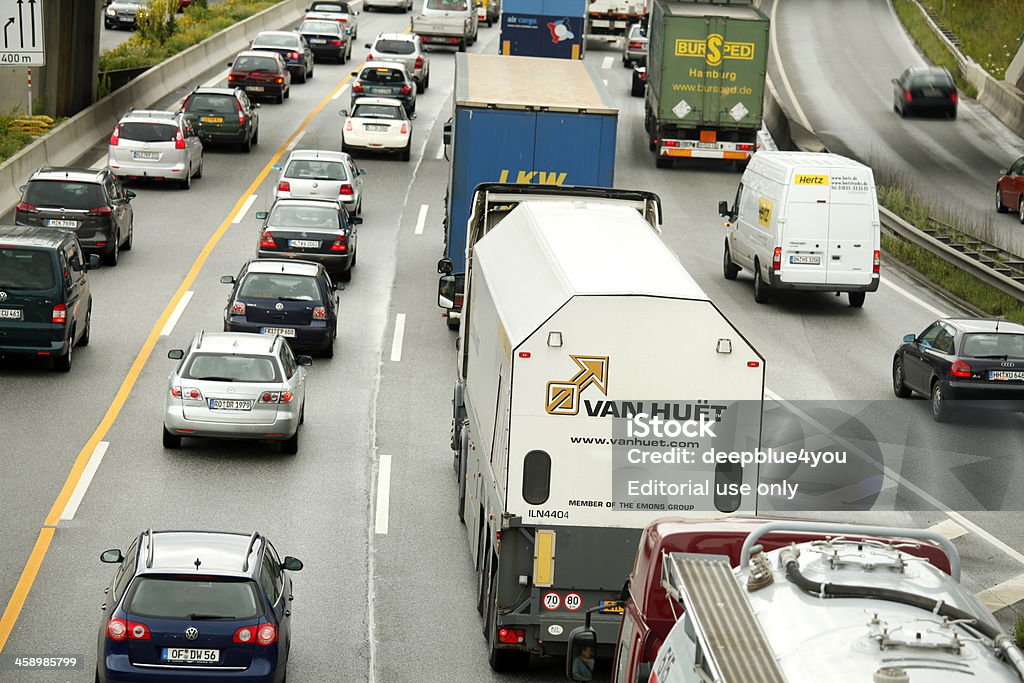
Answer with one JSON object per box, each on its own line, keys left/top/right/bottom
{"left": 0, "top": 226, "right": 100, "bottom": 372}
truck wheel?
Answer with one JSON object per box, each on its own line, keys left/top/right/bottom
{"left": 458, "top": 40, "right": 466, "bottom": 52}
{"left": 655, "top": 155, "right": 672, "bottom": 169}
{"left": 753, "top": 261, "right": 770, "bottom": 303}
{"left": 848, "top": 291, "right": 866, "bottom": 308}
{"left": 723, "top": 242, "right": 740, "bottom": 280}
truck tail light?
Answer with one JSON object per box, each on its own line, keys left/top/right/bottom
{"left": 339, "top": 183, "right": 353, "bottom": 195}
{"left": 950, "top": 360, "right": 972, "bottom": 378}
{"left": 278, "top": 180, "right": 291, "bottom": 192}
{"left": 110, "top": 124, "right": 121, "bottom": 146}
{"left": 497, "top": 628, "right": 525, "bottom": 644}
{"left": 737, "top": 143, "right": 754, "bottom": 151}
{"left": 772, "top": 246, "right": 782, "bottom": 271}
{"left": 662, "top": 140, "right": 679, "bottom": 147}
{"left": 330, "top": 236, "right": 347, "bottom": 252}
{"left": 52, "top": 304, "right": 67, "bottom": 324}
{"left": 873, "top": 250, "right": 880, "bottom": 273}
{"left": 260, "top": 231, "right": 277, "bottom": 248}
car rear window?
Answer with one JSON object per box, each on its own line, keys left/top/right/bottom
{"left": 375, "top": 40, "right": 415, "bottom": 55}
{"left": 186, "top": 94, "right": 238, "bottom": 114}
{"left": 234, "top": 56, "right": 280, "bottom": 73}
{"left": 124, "top": 576, "right": 261, "bottom": 620}
{"left": 253, "top": 35, "right": 299, "bottom": 49}
{"left": 352, "top": 103, "right": 402, "bottom": 119}
{"left": 426, "top": 0, "right": 468, "bottom": 9}
{"left": 239, "top": 273, "right": 322, "bottom": 302}
{"left": 285, "top": 159, "right": 347, "bottom": 181}
{"left": 0, "top": 248, "right": 55, "bottom": 290}
{"left": 118, "top": 122, "right": 179, "bottom": 143}
{"left": 961, "top": 333, "right": 1024, "bottom": 359}
{"left": 911, "top": 73, "right": 953, "bottom": 87}
{"left": 268, "top": 205, "right": 341, "bottom": 229}
{"left": 184, "top": 353, "right": 280, "bottom": 382}
{"left": 310, "top": 1, "right": 348, "bottom": 11}
{"left": 23, "top": 180, "right": 106, "bottom": 210}
{"left": 360, "top": 67, "right": 405, "bottom": 83}
{"left": 300, "top": 21, "right": 338, "bottom": 33}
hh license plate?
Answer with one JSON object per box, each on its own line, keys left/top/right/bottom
{"left": 246, "top": 86, "right": 265, "bottom": 92}
{"left": 600, "top": 600, "right": 624, "bottom": 614}
{"left": 0, "top": 308, "right": 23, "bottom": 320}
{"left": 789, "top": 254, "right": 821, "bottom": 265}
{"left": 200, "top": 116, "right": 223, "bottom": 123}
{"left": 163, "top": 648, "right": 219, "bottom": 663}
{"left": 262, "top": 327, "right": 297, "bottom": 338}
{"left": 131, "top": 151, "right": 159, "bottom": 160}
{"left": 209, "top": 398, "right": 253, "bottom": 411}
{"left": 289, "top": 239, "right": 320, "bottom": 248}
{"left": 45, "top": 219, "right": 78, "bottom": 228}
{"left": 989, "top": 370, "right": 1024, "bottom": 381}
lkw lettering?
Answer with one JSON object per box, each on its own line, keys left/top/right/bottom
{"left": 497, "top": 169, "right": 569, "bottom": 185}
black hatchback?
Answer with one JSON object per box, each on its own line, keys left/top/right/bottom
{"left": 222, "top": 259, "right": 339, "bottom": 358}
{"left": 892, "top": 66, "right": 958, "bottom": 119}
{"left": 893, "top": 318, "right": 1024, "bottom": 422}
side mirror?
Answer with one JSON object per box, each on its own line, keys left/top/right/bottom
{"left": 442, "top": 121, "right": 452, "bottom": 145}
{"left": 339, "top": 109, "right": 349, "bottom": 117}
{"left": 903, "top": 334, "right": 917, "bottom": 343}
{"left": 18, "top": 184, "right": 25, "bottom": 193}
{"left": 100, "top": 549, "right": 124, "bottom": 564}
{"left": 296, "top": 355, "right": 313, "bottom": 366}
{"left": 350, "top": 216, "right": 363, "bottom": 225}
{"left": 168, "top": 349, "right": 185, "bottom": 360}
{"left": 254, "top": 102, "right": 261, "bottom": 109}
{"left": 220, "top": 275, "right": 235, "bottom": 284}
{"left": 718, "top": 200, "right": 730, "bottom": 217}
{"left": 86, "top": 254, "right": 102, "bottom": 270}
{"left": 255, "top": 211, "right": 269, "bottom": 220}
{"left": 438, "top": 275, "right": 456, "bottom": 309}
{"left": 358, "top": 168, "right": 367, "bottom": 176}
{"left": 411, "top": 113, "right": 417, "bottom": 120}
{"left": 364, "top": 42, "right": 372, "bottom": 48}
{"left": 437, "top": 257, "right": 453, "bottom": 275}
{"left": 125, "top": 190, "right": 137, "bottom": 200}
{"left": 999, "top": 169, "right": 1008, "bottom": 175}
{"left": 227, "top": 61, "right": 233, "bottom": 67}
{"left": 565, "top": 627, "right": 598, "bottom": 681}
{"left": 282, "top": 556, "right": 304, "bottom": 571}
{"left": 272, "top": 163, "right": 282, "bottom": 171}
{"left": 350, "top": 71, "right": 359, "bottom": 77}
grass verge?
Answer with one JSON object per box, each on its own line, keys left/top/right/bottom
{"left": 0, "top": 115, "right": 34, "bottom": 163}
{"left": 918, "top": 0, "right": 1024, "bottom": 80}
{"left": 891, "top": 0, "right": 978, "bottom": 99}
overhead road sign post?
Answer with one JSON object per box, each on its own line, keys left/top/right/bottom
{"left": 1, "top": 0, "right": 44, "bottom": 66}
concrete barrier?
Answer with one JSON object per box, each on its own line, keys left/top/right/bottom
{"left": 963, "top": 60, "right": 1024, "bottom": 140}
{"left": 0, "top": 0, "right": 309, "bottom": 215}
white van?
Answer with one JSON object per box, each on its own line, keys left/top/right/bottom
{"left": 719, "top": 151, "right": 880, "bottom": 307}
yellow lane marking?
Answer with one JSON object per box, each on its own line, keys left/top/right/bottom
{"left": 0, "top": 65, "right": 362, "bottom": 654}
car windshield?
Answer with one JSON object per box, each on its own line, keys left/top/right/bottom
{"left": 184, "top": 353, "right": 280, "bottom": 382}
{"left": 118, "top": 122, "right": 178, "bottom": 142}
{"left": 0, "top": 248, "right": 55, "bottom": 289}
{"left": 300, "top": 21, "right": 338, "bottom": 33}
{"left": 310, "top": 1, "right": 349, "bottom": 11}
{"left": 268, "top": 205, "right": 341, "bottom": 229}
{"left": 23, "top": 180, "right": 106, "bottom": 210}
{"left": 426, "top": 0, "right": 468, "bottom": 9}
{"left": 375, "top": 40, "right": 415, "bottom": 55}
{"left": 186, "top": 94, "right": 238, "bottom": 114}
{"left": 284, "top": 159, "right": 347, "bottom": 181}
{"left": 124, "top": 577, "right": 261, "bottom": 620}
{"left": 239, "top": 273, "right": 322, "bottom": 301}
{"left": 234, "top": 56, "right": 279, "bottom": 72}
{"left": 352, "top": 103, "right": 402, "bottom": 119}
{"left": 254, "top": 35, "right": 299, "bottom": 48}
{"left": 960, "top": 333, "right": 1024, "bottom": 359}
{"left": 360, "top": 67, "right": 405, "bottom": 84}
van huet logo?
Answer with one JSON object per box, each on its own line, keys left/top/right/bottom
{"left": 674, "top": 33, "right": 755, "bottom": 66}
{"left": 545, "top": 354, "right": 609, "bottom": 415}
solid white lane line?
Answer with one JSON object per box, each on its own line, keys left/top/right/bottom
{"left": 768, "top": 1, "right": 813, "bottom": 131}
{"left": 978, "top": 571, "right": 1024, "bottom": 612}
{"left": 374, "top": 454, "right": 393, "bottom": 535}
{"left": 880, "top": 279, "right": 949, "bottom": 318}
{"left": 927, "top": 518, "right": 969, "bottom": 541}
{"left": 389, "top": 313, "right": 406, "bottom": 362}
{"left": 286, "top": 130, "right": 306, "bottom": 151}
{"left": 332, "top": 84, "right": 350, "bottom": 101}
{"left": 414, "top": 204, "right": 428, "bottom": 235}
{"left": 601, "top": 56, "right": 613, "bottom": 69}
{"left": 232, "top": 194, "right": 258, "bottom": 224}
{"left": 160, "top": 290, "right": 194, "bottom": 337}
{"left": 946, "top": 510, "right": 1024, "bottom": 565}
{"left": 60, "top": 441, "right": 109, "bottom": 521}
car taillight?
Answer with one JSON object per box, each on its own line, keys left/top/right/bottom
{"left": 629, "top": 41, "right": 642, "bottom": 48}
{"left": 175, "top": 130, "right": 186, "bottom": 149}
{"left": 15, "top": 201, "right": 37, "bottom": 213}
{"left": 233, "top": 626, "right": 257, "bottom": 643}
{"left": 366, "top": 53, "right": 374, "bottom": 60}
{"left": 106, "top": 618, "right": 127, "bottom": 641}
{"left": 950, "top": 360, "right": 972, "bottom": 378}
{"left": 237, "top": 100, "right": 245, "bottom": 125}
{"left": 345, "top": 119, "right": 353, "bottom": 132}
{"left": 497, "top": 628, "right": 525, "bottom": 644}
{"left": 336, "top": 17, "right": 347, "bottom": 22}
{"left": 231, "top": 301, "right": 246, "bottom": 315}
{"left": 772, "top": 246, "right": 782, "bottom": 270}
{"left": 904, "top": 89, "right": 912, "bottom": 102}
{"left": 288, "top": 51, "right": 299, "bottom": 59}
{"left": 313, "top": 306, "right": 328, "bottom": 320}
{"left": 278, "top": 180, "right": 291, "bottom": 192}
{"left": 276, "top": 77, "right": 284, "bottom": 84}
{"left": 259, "top": 391, "right": 281, "bottom": 403}
{"left": 330, "top": 39, "right": 342, "bottom": 46}
{"left": 52, "top": 304, "right": 66, "bottom": 324}
{"left": 400, "top": 84, "right": 411, "bottom": 95}
{"left": 172, "top": 387, "right": 204, "bottom": 401}
{"left": 260, "top": 231, "right": 277, "bottom": 248}
{"left": 228, "top": 73, "right": 237, "bottom": 82}
{"left": 400, "top": 123, "right": 408, "bottom": 135}
{"left": 340, "top": 183, "right": 353, "bottom": 195}
{"left": 353, "top": 81, "right": 363, "bottom": 93}
{"left": 280, "top": 391, "right": 294, "bottom": 403}
{"left": 110, "top": 124, "right": 121, "bottom": 146}
{"left": 873, "top": 249, "right": 880, "bottom": 274}
{"left": 950, "top": 91, "right": 958, "bottom": 103}
{"left": 257, "top": 624, "right": 278, "bottom": 646}
{"left": 330, "top": 236, "right": 347, "bottom": 252}
{"left": 128, "top": 621, "right": 151, "bottom": 640}
{"left": 415, "top": 56, "right": 423, "bottom": 69}
{"left": 640, "top": 72, "right": 647, "bottom": 80}
{"left": 87, "top": 206, "right": 114, "bottom": 217}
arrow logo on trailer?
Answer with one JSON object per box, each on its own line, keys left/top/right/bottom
{"left": 545, "top": 355, "right": 609, "bottom": 416}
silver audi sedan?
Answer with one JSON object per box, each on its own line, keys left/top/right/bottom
{"left": 271, "top": 150, "right": 366, "bottom": 215}
{"left": 162, "top": 331, "right": 311, "bottom": 454}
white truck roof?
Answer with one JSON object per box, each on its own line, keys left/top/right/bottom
{"left": 473, "top": 200, "right": 708, "bottom": 348}
{"left": 748, "top": 151, "right": 872, "bottom": 184}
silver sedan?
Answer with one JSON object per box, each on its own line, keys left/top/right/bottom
{"left": 272, "top": 150, "right": 366, "bottom": 215}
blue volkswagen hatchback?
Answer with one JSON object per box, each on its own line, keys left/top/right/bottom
{"left": 96, "top": 529, "right": 303, "bottom": 683}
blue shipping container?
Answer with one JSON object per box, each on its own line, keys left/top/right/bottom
{"left": 500, "top": 0, "right": 588, "bottom": 58}
{"left": 444, "top": 54, "right": 618, "bottom": 277}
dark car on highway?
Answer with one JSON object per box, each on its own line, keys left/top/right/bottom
{"left": 251, "top": 31, "right": 315, "bottom": 83}
{"left": 222, "top": 259, "right": 340, "bottom": 358}
{"left": 181, "top": 87, "right": 261, "bottom": 152}
{"left": 892, "top": 66, "right": 958, "bottom": 119}
{"left": 228, "top": 51, "right": 292, "bottom": 104}
{"left": 297, "top": 20, "right": 352, "bottom": 63}
{"left": 15, "top": 166, "right": 135, "bottom": 266}
{"left": 996, "top": 155, "right": 1024, "bottom": 223}
{"left": 96, "top": 529, "right": 302, "bottom": 683}
{"left": 255, "top": 198, "right": 360, "bottom": 282}
{"left": 892, "top": 318, "right": 1024, "bottom": 422}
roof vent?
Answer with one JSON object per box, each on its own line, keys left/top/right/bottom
{"left": 874, "top": 667, "right": 909, "bottom": 683}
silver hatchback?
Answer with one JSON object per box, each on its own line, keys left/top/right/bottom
{"left": 108, "top": 110, "right": 204, "bottom": 189}
{"left": 272, "top": 150, "right": 366, "bottom": 215}
{"left": 162, "top": 331, "right": 311, "bottom": 454}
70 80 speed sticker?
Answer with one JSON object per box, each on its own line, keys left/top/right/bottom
{"left": 542, "top": 592, "right": 561, "bottom": 610}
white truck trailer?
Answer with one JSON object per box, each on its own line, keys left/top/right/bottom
{"left": 442, "top": 190, "right": 766, "bottom": 670}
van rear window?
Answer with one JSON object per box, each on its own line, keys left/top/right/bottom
{"left": 0, "top": 248, "right": 55, "bottom": 290}
{"left": 23, "top": 180, "right": 106, "bottom": 210}
{"left": 124, "top": 576, "right": 261, "bottom": 620}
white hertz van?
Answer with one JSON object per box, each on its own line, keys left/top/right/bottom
{"left": 719, "top": 151, "right": 881, "bottom": 307}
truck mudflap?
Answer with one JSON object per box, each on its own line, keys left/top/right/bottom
{"left": 659, "top": 138, "right": 756, "bottom": 160}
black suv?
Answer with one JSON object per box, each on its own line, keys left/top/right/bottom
{"left": 16, "top": 167, "right": 135, "bottom": 266}
{"left": 0, "top": 226, "right": 101, "bottom": 372}
{"left": 181, "top": 87, "right": 261, "bottom": 152}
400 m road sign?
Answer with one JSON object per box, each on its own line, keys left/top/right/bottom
{"left": 1, "top": 0, "right": 44, "bottom": 66}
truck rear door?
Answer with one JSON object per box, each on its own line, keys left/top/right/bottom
{"left": 780, "top": 174, "right": 829, "bottom": 285}
{"left": 824, "top": 171, "right": 876, "bottom": 286}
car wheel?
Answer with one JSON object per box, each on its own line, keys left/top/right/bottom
{"left": 899, "top": 104, "right": 908, "bottom": 118}
{"left": 281, "top": 430, "right": 299, "bottom": 455}
{"left": 322, "top": 340, "right": 334, "bottom": 358}
{"left": 308, "top": 64, "right": 314, "bottom": 79}
{"left": 252, "top": 126, "right": 259, "bottom": 145}
{"left": 458, "top": 39, "right": 466, "bottom": 52}
{"left": 753, "top": 261, "right": 770, "bottom": 304}
{"left": 339, "top": 266, "right": 352, "bottom": 282}
{"left": 162, "top": 427, "right": 181, "bottom": 449}
{"left": 103, "top": 236, "right": 119, "bottom": 266}
{"left": 284, "top": 86, "right": 290, "bottom": 99}
{"left": 356, "top": 198, "right": 362, "bottom": 215}
{"left": 848, "top": 291, "right": 866, "bottom": 307}
{"left": 931, "top": 380, "right": 951, "bottom": 423}
{"left": 54, "top": 337, "right": 73, "bottom": 372}
{"left": 1019, "top": 199, "right": 1024, "bottom": 225}
{"left": 996, "top": 187, "right": 1008, "bottom": 213}
{"left": 299, "top": 403, "right": 305, "bottom": 424}
{"left": 77, "top": 306, "right": 92, "bottom": 347}
{"left": 723, "top": 241, "right": 739, "bottom": 280}
{"left": 948, "top": 108, "right": 956, "bottom": 120}
{"left": 295, "top": 69, "right": 306, "bottom": 84}
{"left": 892, "top": 358, "right": 912, "bottom": 398}
{"left": 242, "top": 134, "right": 252, "bottom": 153}
{"left": 180, "top": 167, "right": 191, "bottom": 190}
{"left": 401, "top": 141, "right": 411, "bottom": 161}
{"left": 122, "top": 220, "right": 133, "bottom": 251}
{"left": 416, "top": 79, "right": 425, "bottom": 94}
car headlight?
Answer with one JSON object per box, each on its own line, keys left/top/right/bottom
{"left": 106, "top": 7, "right": 115, "bottom": 15}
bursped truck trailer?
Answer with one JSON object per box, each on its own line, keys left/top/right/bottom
{"left": 439, "top": 191, "right": 766, "bottom": 670}
{"left": 642, "top": 0, "right": 769, "bottom": 169}
{"left": 436, "top": 53, "right": 617, "bottom": 329}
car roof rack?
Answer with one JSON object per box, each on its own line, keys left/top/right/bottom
{"left": 241, "top": 531, "right": 262, "bottom": 572}
{"left": 196, "top": 330, "right": 205, "bottom": 350}
{"left": 144, "top": 527, "right": 155, "bottom": 568}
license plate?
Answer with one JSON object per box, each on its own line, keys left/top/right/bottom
{"left": 208, "top": 399, "right": 253, "bottom": 411}
{"left": 162, "top": 648, "right": 219, "bottom": 663}
{"left": 200, "top": 116, "right": 223, "bottom": 123}
{"left": 311, "top": 38, "right": 327, "bottom": 43}
{"left": 262, "top": 327, "right": 297, "bottom": 338}
{"left": 600, "top": 600, "right": 624, "bottom": 614}
{"left": 365, "top": 124, "right": 389, "bottom": 132}
{"left": 697, "top": 142, "right": 717, "bottom": 149}
{"left": 246, "top": 86, "right": 265, "bottom": 92}
{"left": 371, "top": 87, "right": 392, "bottom": 94}
{"left": 989, "top": 370, "right": 1024, "bottom": 381}
{"left": 789, "top": 254, "right": 821, "bottom": 265}
{"left": 924, "top": 88, "right": 939, "bottom": 96}
{"left": 0, "top": 308, "right": 22, "bottom": 320}
{"left": 45, "top": 219, "right": 78, "bottom": 228}
{"left": 289, "top": 239, "right": 320, "bottom": 248}
{"left": 131, "top": 151, "right": 159, "bottom": 160}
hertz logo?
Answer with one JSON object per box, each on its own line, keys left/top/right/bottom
{"left": 757, "top": 198, "right": 772, "bottom": 227}
{"left": 794, "top": 174, "right": 829, "bottom": 186}
{"left": 675, "top": 33, "right": 755, "bottom": 66}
